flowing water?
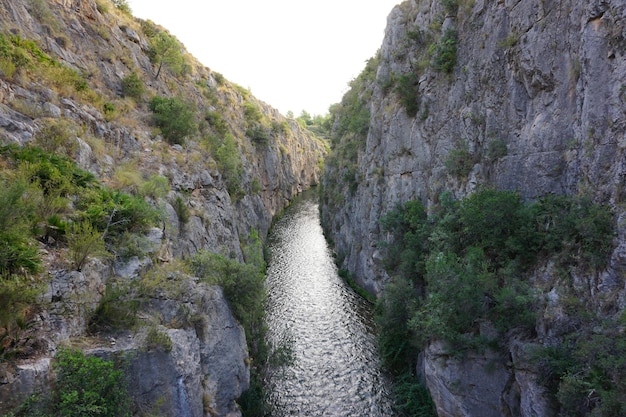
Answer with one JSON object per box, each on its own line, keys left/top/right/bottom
{"left": 265, "top": 191, "right": 396, "bottom": 416}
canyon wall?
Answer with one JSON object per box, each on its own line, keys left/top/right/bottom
{"left": 0, "top": 1, "right": 325, "bottom": 415}
{"left": 321, "top": 0, "right": 626, "bottom": 415}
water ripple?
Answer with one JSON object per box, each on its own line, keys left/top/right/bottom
{"left": 265, "top": 192, "right": 395, "bottom": 417}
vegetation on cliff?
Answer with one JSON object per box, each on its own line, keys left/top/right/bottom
{"left": 1, "top": 0, "right": 326, "bottom": 414}
{"left": 377, "top": 189, "right": 622, "bottom": 416}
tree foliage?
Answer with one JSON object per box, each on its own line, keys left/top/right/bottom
{"left": 146, "top": 30, "right": 186, "bottom": 79}
{"left": 148, "top": 95, "right": 196, "bottom": 145}
{"left": 376, "top": 189, "right": 617, "bottom": 415}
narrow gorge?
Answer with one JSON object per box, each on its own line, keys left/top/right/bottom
{"left": 1, "top": 0, "right": 625, "bottom": 416}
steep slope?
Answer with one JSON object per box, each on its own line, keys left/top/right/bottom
{"left": 321, "top": 0, "right": 625, "bottom": 415}
{"left": 0, "top": 0, "right": 326, "bottom": 416}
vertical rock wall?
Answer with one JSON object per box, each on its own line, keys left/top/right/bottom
{"left": 321, "top": 0, "right": 626, "bottom": 415}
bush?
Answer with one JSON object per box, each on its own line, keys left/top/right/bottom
{"left": 532, "top": 324, "right": 626, "bottom": 417}
{"left": 10, "top": 349, "right": 131, "bottom": 416}
{"left": 392, "top": 373, "right": 437, "bottom": 417}
{"left": 433, "top": 28, "right": 458, "bottom": 73}
{"left": 76, "top": 187, "right": 162, "bottom": 242}
{"left": 395, "top": 73, "right": 420, "bottom": 117}
{"left": 144, "top": 326, "right": 173, "bottom": 352}
{"left": 112, "top": 0, "right": 132, "bottom": 15}
{"left": 0, "top": 275, "right": 42, "bottom": 361}
{"left": 89, "top": 282, "right": 138, "bottom": 332}
{"left": 212, "top": 134, "right": 243, "bottom": 196}
{"left": 189, "top": 251, "right": 265, "bottom": 334}
{"left": 376, "top": 276, "right": 419, "bottom": 373}
{"left": 444, "top": 146, "right": 474, "bottom": 177}
{"left": 67, "top": 221, "right": 109, "bottom": 271}
{"left": 441, "top": 0, "right": 459, "bottom": 15}
{"left": 533, "top": 194, "right": 615, "bottom": 269}
{"left": 51, "top": 349, "right": 131, "bottom": 417}
{"left": 205, "top": 110, "right": 229, "bottom": 135}
{"left": 172, "top": 196, "right": 189, "bottom": 226}
{"left": 0, "top": 179, "right": 41, "bottom": 275}
{"left": 121, "top": 72, "right": 144, "bottom": 99}
{"left": 486, "top": 138, "right": 508, "bottom": 161}
{"left": 243, "top": 102, "right": 263, "bottom": 124}
{"left": 377, "top": 189, "right": 614, "bottom": 358}
{"left": 148, "top": 96, "right": 196, "bottom": 145}
{"left": 246, "top": 124, "right": 271, "bottom": 145}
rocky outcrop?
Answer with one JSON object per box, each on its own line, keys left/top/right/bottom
{"left": 321, "top": 0, "right": 626, "bottom": 415}
{"left": 323, "top": 0, "right": 626, "bottom": 295}
{"left": 0, "top": 277, "right": 249, "bottom": 417}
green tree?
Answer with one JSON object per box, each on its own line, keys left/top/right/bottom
{"left": 52, "top": 349, "right": 131, "bottom": 417}
{"left": 148, "top": 31, "right": 186, "bottom": 79}
{"left": 148, "top": 96, "right": 196, "bottom": 145}
{"left": 121, "top": 72, "right": 144, "bottom": 99}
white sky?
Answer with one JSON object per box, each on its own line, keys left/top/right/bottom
{"left": 127, "top": 0, "right": 400, "bottom": 116}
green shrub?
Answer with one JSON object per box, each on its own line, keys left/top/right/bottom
{"left": 144, "top": 326, "right": 173, "bottom": 352}
{"left": 392, "top": 373, "right": 437, "bottom": 417}
{"left": 148, "top": 96, "right": 196, "bottom": 145}
{"left": 212, "top": 134, "right": 243, "bottom": 196}
{"left": 0, "top": 275, "right": 42, "bottom": 361}
{"left": 444, "top": 146, "right": 474, "bottom": 177}
{"left": 395, "top": 72, "right": 420, "bottom": 117}
{"left": 0, "top": 179, "right": 41, "bottom": 275}
{"left": 121, "top": 72, "right": 144, "bottom": 99}
{"left": 532, "top": 324, "right": 626, "bottom": 417}
{"left": 441, "top": 0, "right": 459, "bottom": 15}
{"left": 1, "top": 145, "right": 96, "bottom": 190}
{"left": 376, "top": 275, "right": 419, "bottom": 373}
{"left": 89, "top": 282, "right": 138, "bottom": 332}
{"left": 243, "top": 102, "right": 263, "bottom": 124}
{"left": 246, "top": 124, "right": 271, "bottom": 145}
{"left": 67, "top": 221, "right": 109, "bottom": 271}
{"left": 486, "top": 138, "right": 508, "bottom": 161}
{"left": 433, "top": 28, "right": 458, "bottom": 73}
{"left": 11, "top": 349, "right": 132, "bottom": 416}
{"left": 112, "top": 0, "right": 132, "bottom": 15}
{"left": 377, "top": 189, "right": 614, "bottom": 359}
{"left": 205, "top": 110, "right": 229, "bottom": 135}
{"left": 190, "top": 251, "right": 265, "bottom": 333}
{"left": 533, "top": 194, "right": 615, "bottom": 269}
{"left": 172, "top": 196, "right": 190, "bottom": 226}
{"left": 51, "top": 349, "right": 131, "bottom": 417}
{"left": 76, "top": 187, "right": 162, "bottom": 242}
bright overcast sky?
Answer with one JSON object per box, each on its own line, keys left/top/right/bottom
{"left": 127, "top": 0, "right": 401, "bottom": 116}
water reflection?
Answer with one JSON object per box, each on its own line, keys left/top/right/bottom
{"left": 265, "top": 191, "right": 395, "bottom": 416}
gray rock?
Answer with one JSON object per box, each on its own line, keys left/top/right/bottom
{"left": 320, "top": 0, "right": 626, "bottom": 414}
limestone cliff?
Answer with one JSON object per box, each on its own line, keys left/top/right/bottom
{"left": 321, "top": 0, "right": 625, "bottom": 415}
{"left": 0, "top": 0, "right": 325, "bottom": 415}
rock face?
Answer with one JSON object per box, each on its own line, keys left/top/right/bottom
{"left": 321, "top": 0, "right": 626, "bottom": 415}
{"left": 92, "top": 282, "right": 249, "bottom": 417}
{"left": 0, "top": 0, "right": 325, "bottom": 415}
{"left": 323, "top": 0, "right": 626, "bottom": 294}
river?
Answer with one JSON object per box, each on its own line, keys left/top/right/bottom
{"left": 264, "top": 190, "right": 396, "bottom": 416}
